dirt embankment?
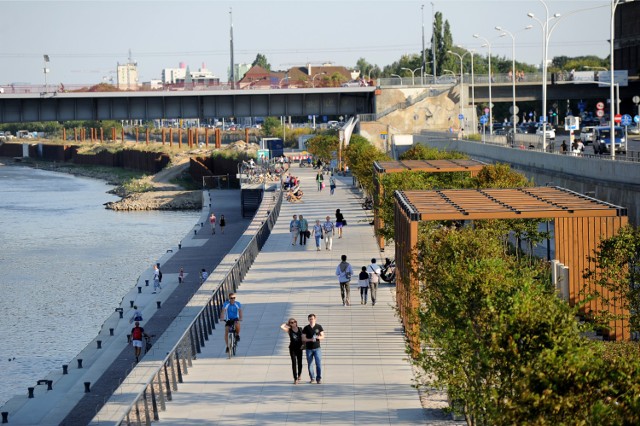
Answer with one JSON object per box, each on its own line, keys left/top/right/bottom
{"left": 105, "top": 190, "right": 202, "bottom": 211}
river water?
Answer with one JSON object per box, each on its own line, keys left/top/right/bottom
{"left": 0, "top": 165, "right": 198, "bottom": 406}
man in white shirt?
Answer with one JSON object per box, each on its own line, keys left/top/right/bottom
{"left": 367, "top": 258, "right": 382, "bottom": 306}
{"left": 322, "top": 216, "right": 335, "bottom": 251}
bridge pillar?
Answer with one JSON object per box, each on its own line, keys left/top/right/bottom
{"left": 205, "top": 128, "right": 209, "bottom": 148}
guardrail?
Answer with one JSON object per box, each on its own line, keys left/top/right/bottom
{"left": 89, "top": 186, "right": 283, "bottom": 425}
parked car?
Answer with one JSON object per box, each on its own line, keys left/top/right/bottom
{"left": 580, "top": 126, "right": 597, "bottom": 144}
{"left": 593, "top": 126, "right": 626, "bottom": 154}
{"left": 627, "top": 123, "right": 640, "bottom": 135}
{"left": 536, "top": 125, "right": 556, "bottom": 140}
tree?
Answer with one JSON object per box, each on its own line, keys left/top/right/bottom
{"left": 343, "top": 135, "right": 389, "bottom": 195}
{"left": 252, "top": 53, "right": 271, "bottom": 71}
{"left": 261, "top": 117, "right": 281, "bottom": 137}
{"left": 306, "top": 134, "right": 339, "bottom": 163}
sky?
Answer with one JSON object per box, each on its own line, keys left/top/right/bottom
{"left": 0, "top": 0, "right": 611, "bottom": 85}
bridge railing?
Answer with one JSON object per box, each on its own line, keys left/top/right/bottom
{"left": 89, "top": 186, "right": 283, "bottom": 425}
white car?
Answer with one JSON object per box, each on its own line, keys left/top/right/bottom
{"left": 580, "top": 126, "right": 597, "bottom": 144}
{"left": 536, "top": 126, "right": 556, "bottom": 140}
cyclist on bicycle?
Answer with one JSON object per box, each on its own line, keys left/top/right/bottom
{"left": 222, "top": 293, "right": 243, "bottom": 353}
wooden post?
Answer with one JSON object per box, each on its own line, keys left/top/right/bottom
{"left": 145, "top": 128, "right": 150, "bottom": 145}
{"left": 205, "top": 128, "right": 209, "bottom": 148}
{"left": 121, "top": 128, "right": 124, "bottom": 143}
{"left": 100, "top": 128, "right": 104, "bottom": 143}
{"left": 245, "top": 127, "right": 249, "bottom": 144}
{"left": 135, "top": 127, "right": 139, "bottom": 143}
{"left": 162, "top": 128, "right": 166, "bottom": 146}
{"left": 178, "top": 128, "right": 182, "bottom": 148}
{"left": 215, "top": 128, "right": 221, "bottom": 148}
{"left": 187, "top": 128, "right": 192, "bottom": 148}
{"left": 194, "top": 127, "right": 199, "bottom": 148}
{"left": 169, "top": 128, "right": 173, "bottom": 148}
{"left": 74, "top": 128, "right": 78, "bottom": 143}
{"left": 62, "top": 128, "right": 66, "bottom": 141}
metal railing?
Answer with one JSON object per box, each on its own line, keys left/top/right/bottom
{"left": 89, "top": 187, "right": 283, "bottom": 425}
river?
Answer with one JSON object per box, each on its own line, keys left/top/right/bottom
{"left": 0, "top": 165, "right": 198, "bottom": 406}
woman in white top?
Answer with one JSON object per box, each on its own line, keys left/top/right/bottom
{"left": 358, "top": 266, "right": 370, "bottom": 305}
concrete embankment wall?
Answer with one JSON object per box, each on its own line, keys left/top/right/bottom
{"left": 415, "top": 137, "right": 640, "bottom": 225}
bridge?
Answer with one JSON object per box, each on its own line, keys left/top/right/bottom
{"left": 0, "top": 87, "right": 376, "bottom": 123}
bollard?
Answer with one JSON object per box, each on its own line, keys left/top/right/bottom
{"left": 62, "top": 365, "right": 68, "bottom": 375}
{"left": 77, "top": 359, "right": 83, "bottom": 369}
{"left": 157, "top": 301, "right": 162, "bottom": 309}
{"left": 127, "top": 334, "right": 131, "bottom": 343}
{"left": 97, "top": 340, "right": 102, "bottom": 349}
{"left": 178, "top": 242, "right": 182, "bottom": 250}
{"left": 201, "top": 222, "right": 204, "bottom": 227}
{"left": 145, "top": 279, "right": 149, "bottom": 287}
{"left": 130, "top": 300, "right": 134, "bottom": 308}
{"left": 47, "top": 380, "right": 52, "bottom": 391}
{"left": 2, "top": 411, "right": 8, "bottom": 423}
{"left": 138, "top": 287, "right": 142, "bottom": 294}
{"left": 28, "top": 387, "right": 34, "bottom": 398}
{"left": 116, "top": 308, "right": 123, "bottom": 318}
{"left": 109, "top": 328, "right": 114, "bottom": 336}
{"left": 84, "top": 382, "right": 91, "bottom": 393}
{"left": 194, "top": 229, "right": 197, "bottom": 235}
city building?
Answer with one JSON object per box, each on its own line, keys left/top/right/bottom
{"left": 116, "top": 62, "right": 139, "bottom": 90}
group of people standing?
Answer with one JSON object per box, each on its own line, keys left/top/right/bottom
{"left": 315, "top": 171, "right": 337, "bottom": 195}
{"left": 290, "top": 209, "right": 345, "bottom": 251}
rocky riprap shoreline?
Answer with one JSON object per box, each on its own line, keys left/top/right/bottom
{"left": 105, "top": 190, "right": 202, "bottom": 211}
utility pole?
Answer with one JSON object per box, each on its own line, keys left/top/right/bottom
{"left": 421, "top": 4, "right": 426, "bottom": 83}
{"left": 229, "top": 7, "right": 235, "bottom": 89}
{"left": 431, "top": 2, "right": 436, "bottom": 78}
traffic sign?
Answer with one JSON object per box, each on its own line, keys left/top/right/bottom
{"left": 621, "top": 114, "right": 632, "bottom": 126}
{"left": 479, "top": 115, "right": 488, "bottom": 125}
{"left": 458, "top": 114, "right": 464, "bottom": 120}
{"left": 596, "top": 102, "right": 605, "bottom": 110}
{"left": 512, "top": 115, "right": 520, "bottom": 124}
{"left": 539, "top": 115, "right": 547, "bottom": 123}
{"left": 633, "top": 96, "right": 640, "bottom": 104}
{"left": 614, "top": 114, "right": 622, "bottom": 124}
{"left": 509, "top": 105, "right": 519, "bottom": 114}
{"left": 635, "top": 115, "right": 640, "bottom": 123}
{"left": 596, "top": 110, "right": 605, "bottom": 117}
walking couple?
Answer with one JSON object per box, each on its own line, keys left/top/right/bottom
{"left": 280, "top": 313, "right": 325, "bottom": 384}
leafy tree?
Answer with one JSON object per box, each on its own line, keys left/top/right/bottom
{"left": 584, "top": 225, "right": 640, "bottom": 334}
{"left": 306, "top": 134, "right": 338, "bottom": 163}
{"left": 399, "top": 144, "right": 467, "bottom": 160}
{"left": 251, "top": 53, "right": 271, "bottom": 71}
{"left": 470, "top": 163, "right": 532, "bottom": 189}
{"left": 343, "top": 135, "right": 389, "bottom": 196}
{"left": 261, "top": 117, "right": 281, "bottom": 137}
{"left": 355, "top": 58, "right": 381, "bottom": 79}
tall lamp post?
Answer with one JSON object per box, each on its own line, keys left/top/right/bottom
{"left": 447, "top": 50, "right": 469, "bottom": 130}
{"left": 421, "top": 4, "right": 426, "bottom": 83}
{"left": 312, "top": 72, "right": 327, "bottom": 88}
{"left": 431, "top": 2, "right": 436, "bottom": 78}
{"left": 495, "top": 26, "right": 518, "bottom": 128}
{"left": 473, "top": 34, "right": 493, "bottom": 134}
{"left": 401, "top": 67, "right": 422, "bottom": 86}
{"left": 391, "top": 74, "right": 403, "bottom": 85}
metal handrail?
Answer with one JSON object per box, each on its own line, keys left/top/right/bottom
{"left": 89, "top": 186, "right": 283, "bottom": 425}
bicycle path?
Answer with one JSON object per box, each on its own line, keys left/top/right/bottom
{"left": 156, "top": 167, "right": 458, "bottom": 425}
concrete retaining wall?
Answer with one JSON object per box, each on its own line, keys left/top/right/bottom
{"left": 415, "top": 136, "right": 640, "bottom": 225}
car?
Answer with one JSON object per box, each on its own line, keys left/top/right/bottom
{"left": 627, "top": 123, "right": 640, "bottom": 135}
{"left": 580, "top": 126, "right": 597, "bottom": 144}
{"left": 593, "top": 126, "right": 626, "bottom": 154}
{"left": 536, "top": 125, "right": 556, "bottom": 140}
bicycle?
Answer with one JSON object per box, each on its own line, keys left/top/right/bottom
{"left": 227, "top": 320, "right": 238, "bottom": 358}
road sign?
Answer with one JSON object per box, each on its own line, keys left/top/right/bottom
{"left": 614, "top": 114, "right": 622, "bottom": 124}
{"left": 509, "top": 105, "right": 519, "bottom": 114}
{"left": 596, "top": 102, "right": 605, "bottom": 110}
{"left": 633, "top": 96, "right": 640, "bottom": 104}
{"left": 458, "top": 114, "right": 464, "bottom": 120}
{"left": 511, "top": 115, "right": 520, "bottom": 124}
{"left": 596, "top": 110, "right": 605, "bottom": 117}
{"left": 621, "top": 114, "right": 632, "bottom": 126}
{"left": 484, "top": 107, "right": 490, "bottom": 114}
{"left": 578, "top": 101, "right": 586, "bottom": 111}
{"left": 539, "top": 115, "right": 547, "bottom": 123}
{"left": 635, "top": 115, "right": 640, "bottom": 123}
{"left": 479, "top": 115, "right": 488, "bottom": 125}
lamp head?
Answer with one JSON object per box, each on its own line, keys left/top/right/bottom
{"left": 525, "top": 25, "right": 533, "bottom": 30}
{"left": 495, "top": 26, "right": 502, "bottom": 31}
{"left": 499, "top": 33, "right": 507, "bottom": 38}
{"left": 553, "top": 13, "right": 561, "bottom": 18}
{"left": 527, "top": 12, "right": 534, "bottom": 18}
{"left": 473, "top": 34, "right": 480, "bottom": 39}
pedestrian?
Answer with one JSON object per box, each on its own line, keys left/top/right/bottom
{"left": 290, "top": 214, "right": 300, "bottom": 246}
{"left": 561, "top": 140, "right": 568, "bottom": 153}
{"left": 368, "top": 258, "right": 382, "bottom": 306}
{"left": 316, "top": 171, "right": 324, "bottom": 191}
{"left": 130, "top": 321, "right": 149, "bottom": 363}
{"left": 312, "top": 219, "right": 323, "bottom": 251}
{"left": 156, "top": 263, "right": 163, "bottom": 285}
{"left": 299, "top": 214, "right": 308, "bottom": 246}
{"left": 335, "top": 209, "right": 345, "bottom": 238}
{"left": 302, "top": 313, "right": 325, "bottom": 384}
{"left": 178, "top": 267, "right": 184, "bottom": 284}
{"left": 280, "top": 318, "right": 304, "bottom": 384}
{"left": 358, "top": 266, "right": 370, "bottom": 304}
{"left": 201, "top": 268, "right": 208, "bottom": 283}
{"left": 336, "top": 254, "right": 353, "bottom": 306}
{"left": 329, "top": 173, "right": 336, "bottom": 195}
{"left": 219, "top": 214, "right": 226, "bottom": 234}
{"left": 153, "top": 264, "right": 162, "bottom": 294}
{"left": 129, "top": 305, "right": 143, "bottom": 324}
{"left": 322, "top": 216, "right": 335, "bottom": 251}
{"left": 209, "top": 213, "right": 217, "bottom": 234}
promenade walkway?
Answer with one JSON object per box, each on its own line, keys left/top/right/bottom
{"left": 155, "top": 167, "right": 456, "bottom": 425}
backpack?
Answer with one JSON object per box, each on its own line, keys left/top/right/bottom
{"left": 158, "top": 270, "right": 163, "bottom": 281}
{"left": 132, "top": 327, "right": 143, "bottom": 341}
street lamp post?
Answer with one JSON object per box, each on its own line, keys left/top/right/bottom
{"left": 495, "top": 27, "right": 518, "bottom": 128}
{"left": 43, "top": 54, "right": 50, "bottom": 93}
{"left": 608, "top": 0, "right": 630, "bottom": 161}
{"left": 312, "top": 72, "right": 327, "bottom": 88}
{"left": 421, "top": 4, "right": 426, "bottom": 83}
{"left": 391, "top": 74, "right": 403, "bottom": 85}
{"left": 447, "top": 50, "right": 469, "bottom": 130}
{"left": 473, "top": 34, "right": 493, "bottom": 134}
{"left": 401, "top": 67, "right": 422, "bottom": 86}
{"left": 431, "top": 2, "right": 436, "bottom": 79}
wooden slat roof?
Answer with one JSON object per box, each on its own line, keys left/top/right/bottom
{"left": 396, "top": 187, "right": 627, "bottom": 221}
{"left": 374, "top": 159, "right": 485, "bottom": 174}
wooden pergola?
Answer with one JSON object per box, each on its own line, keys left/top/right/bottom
{"left": 394, "top": 186, "right": 629, "bottom": 353}
{"left": 373, "top": 159, "right": 485, "bottom": 250}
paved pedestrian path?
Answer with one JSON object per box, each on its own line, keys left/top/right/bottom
{"left": 156, "top": 167, "right": 455, "bottom": 425}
